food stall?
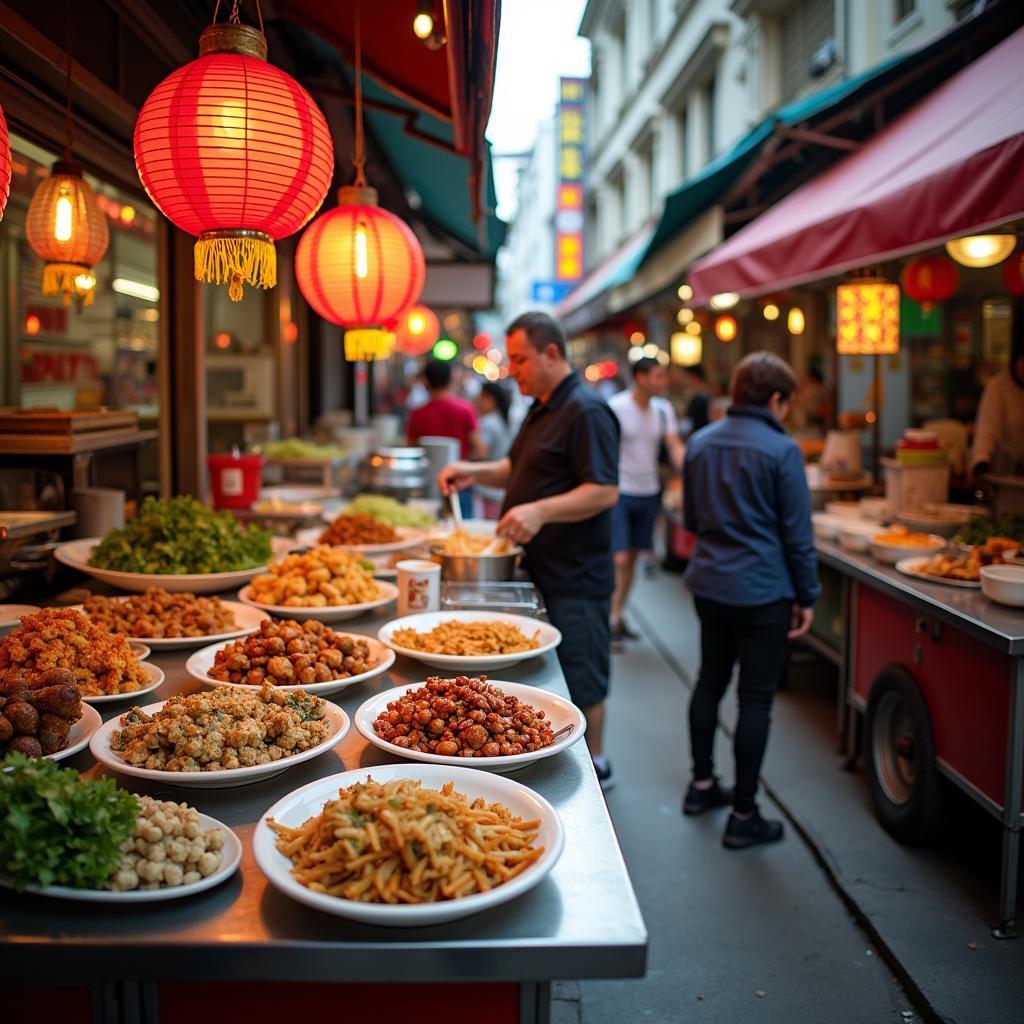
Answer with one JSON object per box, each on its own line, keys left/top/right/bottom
{"left": 0, "top": 499, "right": 646, "bottom": 1023}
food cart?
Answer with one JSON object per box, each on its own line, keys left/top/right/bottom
{"left": 815, "top": 539, "right": 1024, "bottom": 938}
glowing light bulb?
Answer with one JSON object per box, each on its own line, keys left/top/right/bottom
{"left": 413, "top": 12, "right": 434, "bottom": 38}
{"left": 408, "top": 311, "right": 426, "bottom": 334}
{"left": 787, "top": 307, "right": 806, "bottom": 335}
{"left": 54, "top": 195, "right": 73, "bottom": 242}
{"left": 762, "top": 303, "right": 780, "bottom": 321}
{"left": 355, "top": 225, "right": 369, "bottom": 279}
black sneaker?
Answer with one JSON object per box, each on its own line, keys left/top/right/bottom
{"left": 593, "top": 758, "right": 616, "bottom": 791}
{"left": 722, "top": 810, "right": 785, "bottom": 849}
{"left": 682, "top": 779, "right": 733, "bottom": 816}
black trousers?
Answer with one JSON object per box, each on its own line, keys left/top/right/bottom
{"left": 688, "top": 596, "right": 792, "bottom": 814}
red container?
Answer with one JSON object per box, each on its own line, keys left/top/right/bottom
{"left": 207, "top": 453, "right": 264, "bottom": 509}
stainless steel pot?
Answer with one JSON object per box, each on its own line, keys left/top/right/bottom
{"left": 357, "top": 446, "right": 430, "bottom": 499}
{"left": 429, "top": 547, "right": 523, "bottom": 581}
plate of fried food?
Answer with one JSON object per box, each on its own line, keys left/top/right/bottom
{"left": 71, "top": 588, "right": 271, "bottom": 650}
{"left": 89, "top": 685, "right": 349, "bottom": 788}
{"left": 186, "top": 618, "right": 395, "bottom": 697}
{"left": 254, "top": 763, "right": 564, "bottom": 926}
{"left": 299, "top": 512, "right": 428, "bottom": 555}
{"left": 355, "top": 675, "right": 585, "bottom": 773}
{"left": 0, "top": 607, "right": 165, "bottom": 704}
{"left": 0, "top": 667, "right": 102, "bottom": 763}
{"left": 896, "top": 550, "right": 995, "bottom": 588}
{"left": 378, "top": 611, "right": 561, "bottom": 671}
{"left": 239, "top": 545, "right": 398, "bottom": 623}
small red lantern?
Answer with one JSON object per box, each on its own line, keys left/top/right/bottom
{"left": 1001, "top": 248, "right": 1024, "bottom": 297}
{"left": 900, "top": 256, "right": 958, "bottom": 313}
{"left": 394, "top": 304, "right": 440, "bottom": 356}
{"left": 715, "top": 314, "right": 737, "bottom": 342}
{"left": 0, "top": 104, "right": 11, "bottom": 223}
{"left": 295, "top": 185, "right": 426, "bottom": 358}
{"left": 134, "top": 22, "right": 333, "bottom": 301}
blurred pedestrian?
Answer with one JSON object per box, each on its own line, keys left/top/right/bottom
{"left": 439, "top": 312, "right": 620, "bottom": 788}
{"left": 408, "top": 359, "right": 486, "bottom": 518}
{"left": 681, "top": 352, "right": 818, "bottom": 848}
{"left": 475, "top": 381, "right": 513, "bottom": 519}
{"left": 608, "top": 357, "right": 684, "bottom": 648}
{"left": 681, "top": 365, "right": 711, "bottom": 437}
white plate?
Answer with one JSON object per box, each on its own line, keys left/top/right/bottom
{"left": 378, "top": 611, "right": 561, "bottom": 671}
{"left": 1, "top": 703, "right": 103, "bottom": 766}
{"left": 254, "top": 763, "right": 564, "bottom": 927}
{"left": 0, "top": 604, "right": 40, "bottom": 637}
{"left": 128, "top": 641, "right": 151, "bottom": 661}
{"left": 895, "top": 557, "right": 982, "bottom": 589}
{"left": 185, "top": 635, "right": 396, "bottom": 696}
{"left": 300, "top": 523, "right": 428, "bottom": 555}
{"left": 354, "top": 679, "right": 585, "bottom": 773}
{"left": 69, "top": 599, "right": 271, "bottom": 651}
{"left": 237, "top": 580, "right": 399, "bottom": 623}
{"left": 54, "top": 537, "right": 295, "bottom": 595}
{"left": 0, "top": 811, "right": 242, "bottom": 903}
{"left": 81, "top": 661, "right": 165, "bottom": 705}
{"left": 89, "top": 697, "right": 349, "bottom": 788}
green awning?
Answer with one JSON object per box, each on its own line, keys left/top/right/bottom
{"left": 640, "top": 10, "right": 1003, "bottom": 267}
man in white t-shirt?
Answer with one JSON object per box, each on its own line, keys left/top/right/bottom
{"left": 608, "top": 357, "right": 686, "bottom": 646}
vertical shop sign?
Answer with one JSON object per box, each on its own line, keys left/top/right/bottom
{"left": 555, "top": 77, "right": 586, "bottom": 283}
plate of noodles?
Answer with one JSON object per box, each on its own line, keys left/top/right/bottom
{"left": 377, "top": 610, "right": 561, "bottom": 671}
{"left": 254, "top": 762, "right": 564, "bottom": 926}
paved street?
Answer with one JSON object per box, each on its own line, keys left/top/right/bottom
{"left": 568, "top": 566, "right": 1024, "bottom": 1024}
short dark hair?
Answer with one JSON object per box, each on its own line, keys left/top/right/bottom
{"left": 731, "top": 352, "right": 798, "bottom": 407}
{"left": 424, "top": 359, "right": 452, "bottom": 390}
{"left": 506, "top": 311, "right": 567, "bottom": 357}
{"left": 685, "top": 364, "right": 706, "bottom": 381}
{"left": 632, "top": 357, "right": 660, "bottom": 379}
{"left": 480, "top": 381, "right": 511, "bottom": 423}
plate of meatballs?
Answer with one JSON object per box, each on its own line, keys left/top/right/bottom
{"left": 185, "top": 618, "right": 395, "bottom": 697}
{"left": 0, "top": 667, "right": 101, "bottom": 763}
{"left": 354, "top": 675, "right": 586, "bottom": 773}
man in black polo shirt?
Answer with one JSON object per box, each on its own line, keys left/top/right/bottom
{"left": 439, "top": 312, "right": 621, "bottom": 788}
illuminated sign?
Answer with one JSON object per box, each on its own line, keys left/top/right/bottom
{"left": 555, "top": 77, "right": 587, "bottom": 283}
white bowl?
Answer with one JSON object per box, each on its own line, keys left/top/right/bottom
{"left": 858, "top": 497, "right": 889, "bottom": 520}
{"left": 82, "top": 661, "right": 165, "bottom": 705}
{"left": 69, "top": 599, "right": 271, "bottom": 651}
{"left": 0, "top": 604, "right": 40, "bottom": 637}
{"left": 812, "top": 512, "right": 846, "bottom": 541}
{"left": 897, "top": 509, "right": 971, "bottom": 538}
{"left": 54, "top": 537, "right": 295, "bottom": 595}
{"left": 186, "top": 634, "right": 395, "bottom": 696}
{"left": 89, "top": 697, "right": 349, "bottom": 788}
{"left": 825, "top": 501, "right": 863, "bottom": 518}
{"left": 0, "top": 811, "right": 242, "bottom": 903}
{"left": 980, "top": 565, "right": 1024, "bottom": 607}
{"left": 237, "top": 580, "right": 398, "bottom": 623}
{"left": 870, "top": 534, "right": 946, "bottom": 565}
{"left": 378, "top": 610, "right": 562, "bottom": 671}
{"left": 838, "top": 520, "right": 884, "bottom": 553}
{"left": 253, "top": 763, "right": 564, "bottom": 927}
{"left": 354, "top": 679, "right": 585, "bottom": 773}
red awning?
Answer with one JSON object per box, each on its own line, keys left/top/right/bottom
{"left": 688, "top": 27, "right": 1024, "bottom": 304}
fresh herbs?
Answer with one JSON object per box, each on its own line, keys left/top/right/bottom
{"left": 0, "top": 754, "right": 138, "bottom": 890}
{"left": 956, "top": 513, "right": 1024, "bottom": 546}
{"left": 88, "top": 496, "right": 272, "bottom": 575}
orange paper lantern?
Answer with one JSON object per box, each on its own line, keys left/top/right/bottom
{"left": 395, "top": 304, "right": 440, "bottom": 356}
{"left": 1002, "top": 248, "right": 1024, "bottom": 297}
{"left": 0, "top": 104, "right": 10, "bottom": 222}
{"left": 900, "top": 255, "right": 958, "bottom": 312}
{"left": 134, "top": 23, "right": 333, "bottom": 300}
{"left": 295, "top": 185, "right": 426, "bottom": 332}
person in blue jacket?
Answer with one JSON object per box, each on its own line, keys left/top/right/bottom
{"left": 681, "top": 351, "right": 819, "bottom": 848}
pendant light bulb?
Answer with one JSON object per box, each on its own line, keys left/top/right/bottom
{"left": 413, "top": 11, "right": 434, "bottom": 39}
{"left": 54, "top": 194, "right": 73, "bottom": 241}
{"left": 355, "top": 224, "right": 369, "bottom": 278}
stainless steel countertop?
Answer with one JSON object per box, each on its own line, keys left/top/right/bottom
{"left": 0, "top": 601, "right": 647, "bottom": 984}
{"left": 816, "top": 540, "right": 1024, "bottom": 655}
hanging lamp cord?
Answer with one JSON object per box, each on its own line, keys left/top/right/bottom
{"left": 352, "top": 2, "right": 367, "bottom": 187}
{"left": 212, "top": 0, "right": 265, "bottom": 34}
{"left": 63, "top": 0, "right": 73, "bottom": 160}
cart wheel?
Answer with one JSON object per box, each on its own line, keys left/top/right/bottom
{"left": 865, "top": 666, "right": 942, "bottom": 844}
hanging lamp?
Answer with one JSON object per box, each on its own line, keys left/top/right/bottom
{"left": 394, "top": 304, "right": 440, "bottom": 356}
{"left": 0, "top": 105, "right": 11, "bottom": 222}
{"left": 134, "top": 0, "right": 333, "bottom": 300}
{"left": 25, "top": 29, "right": 108, "bottom": 309}
{"left": 900, "top": 255, "right": 958, "bottom": 313}
{"left": 295, "top": 5, "right": 425, "bottom": 361}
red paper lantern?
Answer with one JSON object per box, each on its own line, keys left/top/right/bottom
{"left": 295, "top": 185, "right": 426, "bottom": 330}
{"left": 0, "top": 104, "right": 11, "bottom": 223}
{"left": 134, "top": 23, "right": 333, "bottom": 301}
{"left": 394, "top": 304, "right": 440, "bottom": 356}
{"left": 899, "top": 256, "right": 958, "bottom": 312}
{"left": 1001, "top": 248, "right": 1024, "bottom": 297}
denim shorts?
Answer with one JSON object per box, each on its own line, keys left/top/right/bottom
{"left": 542, "top": 592, "right": 611, "bottom": 708}
{"left": 612, "top": 492, "right": 662, "bottom": 552}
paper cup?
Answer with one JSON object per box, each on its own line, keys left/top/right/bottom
{"left": 396, "top": 559, "right": 440, "bottom": 615}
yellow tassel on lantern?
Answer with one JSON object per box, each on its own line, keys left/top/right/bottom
{"left": 195, "top": 230, "right": 276, "bottom": 301}
{"left": 344, "top": 329, "right": 396, "bottom": 361}
{"left": 42, "top": 263, "right": 98, "bottom": 308}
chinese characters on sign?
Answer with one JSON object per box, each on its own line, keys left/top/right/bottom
{"left": 555, "top": 77, "right": 586, "bottom": 283}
